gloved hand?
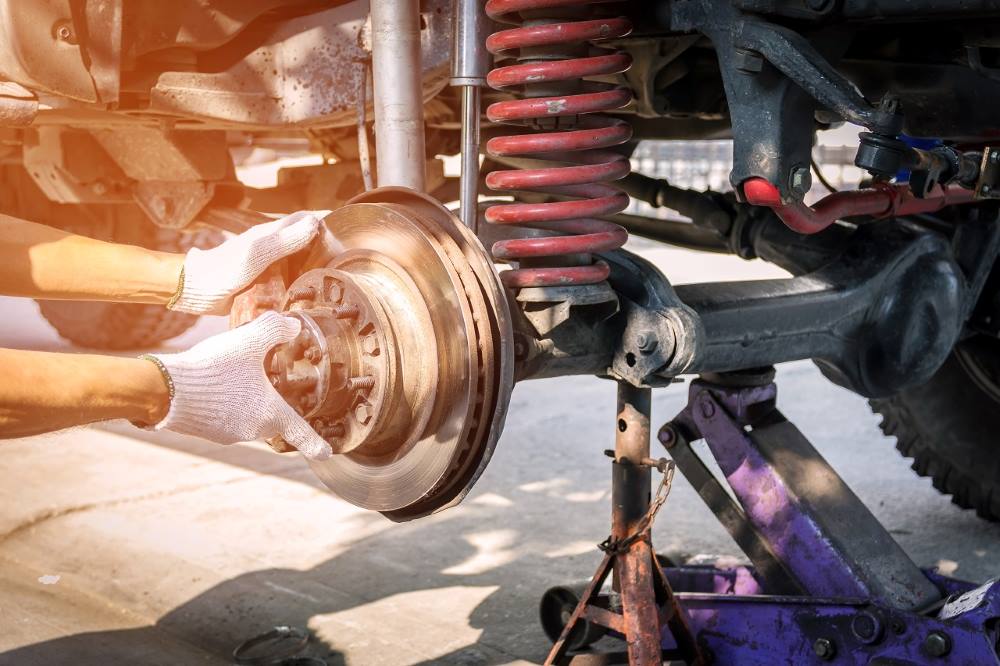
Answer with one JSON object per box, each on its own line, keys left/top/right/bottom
{"left": 145, "top": 311, "right": 333, "bottom": 460}
{"left": 168, "top": 210, "right": 328, "bottom": 315}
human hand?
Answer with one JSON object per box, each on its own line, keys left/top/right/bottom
{"left": 145, "top": 311, "right": 332, "bottom": 460}
{"left": 168, "top": 210, "right": 327, "bottom": 315}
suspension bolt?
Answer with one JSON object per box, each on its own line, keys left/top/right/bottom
{"left": 923, "top": 631, "right": 951, "bottom": 658}
{"left": 658, "top": 425, "right": 677, "bottom": 448}
{"left": 637, "top": 331, "right": 658, "bottom": 354}
{"left": 790, "top": 166, "right": 812, "bottom": 198}
{"left": 812, "top": 638, "right": 836, "bottom": 661}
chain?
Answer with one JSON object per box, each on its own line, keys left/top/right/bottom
{"left": 598, "top": 459, "right": 676, "bottom": 555}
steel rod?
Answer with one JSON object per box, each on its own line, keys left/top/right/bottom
{"left": 356, "top": 62, "right": 374, "bottom": 191}
{"left": 451, "top": 0, "right": 490, "bottom": 229}
{"left": 370, "top": 0, "right": 425, "bottom": 190}
{"left": 612, "top": 382, "right": 661, "bottom": 666}
{"left": 459, "top": 85, "right": 481, "bottom": 230}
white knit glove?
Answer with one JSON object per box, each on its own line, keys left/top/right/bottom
{"left": 146, "top": 312, "right": 333, "bottom": 460}
{"left": 168, "top": 211, "right": 328, "bottom": 315}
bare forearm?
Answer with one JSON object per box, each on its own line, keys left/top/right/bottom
{"left": 0, "top": 214, "right": 185, "bottom": 303}
{"left": 0, "top": 348, "right": 170, "bottom": 438}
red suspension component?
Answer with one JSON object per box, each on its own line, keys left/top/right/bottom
{"left": 743, "top": 178, "right": 978, "bottom": 235}
{"left": 484, "top": 0, "right": 633, "bottom": 289}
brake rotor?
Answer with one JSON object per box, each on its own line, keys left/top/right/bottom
{"left": 240, "top": 189, "right": 513, "bottom": 521}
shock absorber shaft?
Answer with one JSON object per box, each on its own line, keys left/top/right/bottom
{"left": 452, "top": 0, "right": 493, "bottom": 230}
{"left": 484, "top": 0, "right": 634, "bottom": 289}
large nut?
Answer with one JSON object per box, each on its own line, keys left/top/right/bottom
{"left": 354, "top": 403, "right": 373, "bottom": 425}
{"left": 361, "top": 335, "right": 380, "bottom": 356}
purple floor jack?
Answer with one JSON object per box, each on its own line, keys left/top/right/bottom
{"left": 542, "top": 369, "right": 1000, "bottom": 665}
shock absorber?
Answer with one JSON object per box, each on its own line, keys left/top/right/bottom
{"left": 484, "top": 0, "right": 634, "bottom": 289}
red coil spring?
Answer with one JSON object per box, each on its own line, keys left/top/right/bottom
{"left": 484, "top": 0, "right": 633, "bottom": 288}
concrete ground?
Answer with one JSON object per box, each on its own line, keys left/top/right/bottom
{"left": 1, "top": 244, "right": 999, "bottom": 666}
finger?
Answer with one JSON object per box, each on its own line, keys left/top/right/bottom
{"left": 270, "top": 213, "right": 322, "bottom": 258}
{"left": 279, "top": 408, "right": 333, "bottom": 461}
{"left": 245, "top": 311, "right": 302, "bottom": 351}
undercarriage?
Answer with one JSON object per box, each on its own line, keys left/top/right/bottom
{"left": 3, "top": 0, "right": 1000, "bottom": 662}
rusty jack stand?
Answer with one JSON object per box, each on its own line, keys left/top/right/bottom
{"left": 543, "top": 383, "right": 704, "bottom": 666}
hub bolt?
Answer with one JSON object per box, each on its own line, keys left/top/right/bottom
{"left": 348, "top": 376, "right": 376, "bottom": 392}
{"left": 334, "top": 304, "right": 359, "bottom": 319}
{"left": 812, "top": 638, "right": 835, "bottom": 661}
{"left": 305, "top": 347, "right": 322, "bottom": 364}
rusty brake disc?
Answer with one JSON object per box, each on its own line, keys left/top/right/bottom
{"left": 237, "top": 188, "right": 513, "bottom": 521}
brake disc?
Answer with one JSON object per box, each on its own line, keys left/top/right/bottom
{"left": 238, "top": 189, "right": 513, "bottom": 521}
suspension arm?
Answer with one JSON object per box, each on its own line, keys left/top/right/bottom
{"left": 518, "top": 219, "right": 977, "bottom": 399}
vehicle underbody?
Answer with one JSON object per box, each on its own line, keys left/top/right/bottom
{"left": 3, "top": 0, "right": 1000, "bottom": 662}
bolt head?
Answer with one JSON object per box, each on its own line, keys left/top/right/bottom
{"left": 658, "top": 425, "right": 677, "bottom": 448}
{"left": 991, "top": 151, "right": 1000, "bottom": 164}
{"left": 850, "top": 611, "right": 882, "bottom": 644}
{"left": 305, "top": 347, "right": 322, "bottom": 364}
{"left": 361, "top": 335, "right": 380, "bottom": 356}
{"left": 790, "top": 166, "right": 812, "bottom": 197}
{"left": 923, "top": 631, "right": 951, "bottom": 657}
{"left": 699, "top": 397, "right": 716, "bottom": 419}
{"left": 636, "top": 331, "right": 658, "bottom": 354}
{"left": 354, "top": 403, "right": 372, "bottom": 425}
{"left": 812, "top": 638, "right": 835, "bottom": 661}
{"left": 54, "top": 23, "right": 73, "bottom": 41}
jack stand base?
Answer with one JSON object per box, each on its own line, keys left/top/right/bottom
{"left": 543, "top": 383, "right": 703, "bottom": 666}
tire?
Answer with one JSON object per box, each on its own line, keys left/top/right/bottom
{"left": 37, "top": 227, "right": 222, "bottom": 351}
{"left": 869, "top": 335, "right": 1000, "bottom": 522}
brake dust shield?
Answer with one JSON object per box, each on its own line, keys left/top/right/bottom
{"left": 232, "top": 189, "right": 513, "bottom": 521}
